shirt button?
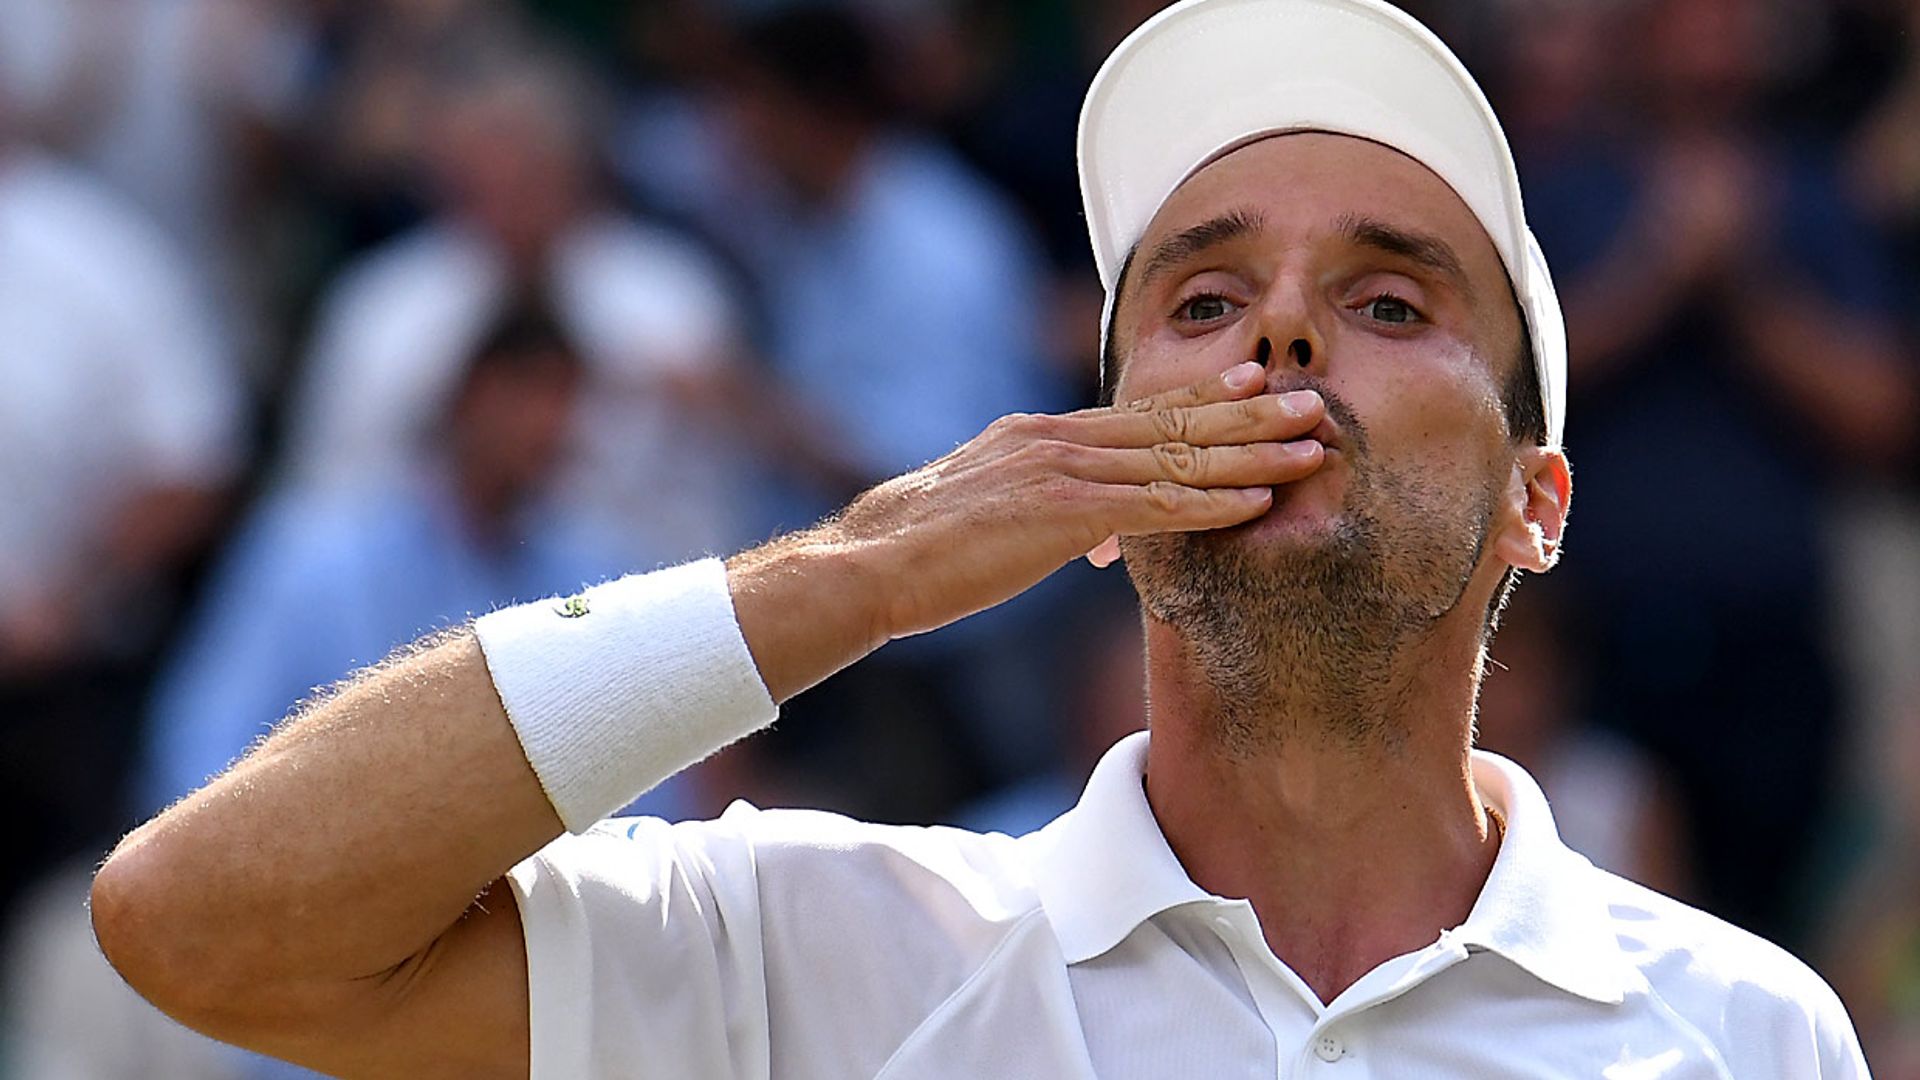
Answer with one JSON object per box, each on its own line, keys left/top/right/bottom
{"left": 1313, "top": 1034, "right": 1345, "bottom": 1062}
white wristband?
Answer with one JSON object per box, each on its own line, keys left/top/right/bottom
{"left": 473, "top": 558, "right": 778, "bottom": 833}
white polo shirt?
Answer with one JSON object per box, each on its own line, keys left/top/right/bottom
{"left": 509, "top": 732, "right": 1867, "bottom": 1078}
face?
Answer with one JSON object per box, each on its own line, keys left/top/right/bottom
{"left": 432, "top": 89, "right": 586, "bottom": 257}
{"left": 1111, "top": 133, "right": 1545, "bottom": 743}
{"left": 452, "top": 352, "right": 582, "bottom": 494}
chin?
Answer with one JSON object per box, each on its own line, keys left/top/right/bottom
{"left": 1231, "top": 483, "right": 1347, "bottom": 543}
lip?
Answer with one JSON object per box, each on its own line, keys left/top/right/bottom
{"left": 1305, "top": 416, "right": 1341, "bottom": 453}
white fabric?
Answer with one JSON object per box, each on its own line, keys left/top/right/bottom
{"left": 510, "top": 730, "right": 1866, "bottom": 1078}
{"left": 0, "top": 151, "right": 240, "bottom": 620}
{"left": 1078, "top": 0, "right": 1567, "bottom": 448}
{"left": 476, "top": 559, "right": 777, "bottom": 833}
{"left": 284, "top": 215, "right": 755, "bottom": 563}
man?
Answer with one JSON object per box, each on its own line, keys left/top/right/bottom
{"left": 90, "top": 1, "right": 1867, "bottom": 1076}
{"left": 284, "top": 41, "right": 757, "bottom": 566}
{"left": 139, "top": 297, "right": 694, "bottom": 827}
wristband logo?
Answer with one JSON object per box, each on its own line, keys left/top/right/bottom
{"left": 555, "top": 594, "right": 591, "bottom": 619}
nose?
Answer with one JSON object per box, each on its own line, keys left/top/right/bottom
{"left": 1247, "top": 278, "right": 1329, "bottom": 380}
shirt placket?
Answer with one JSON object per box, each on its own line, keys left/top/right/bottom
{"left": 1210, "top": 904, "right": 1474, "bottom": 1078}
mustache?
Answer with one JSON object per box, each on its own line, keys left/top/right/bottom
{"left": 1264, "top": 375, "right": 1368, "bottom": 457}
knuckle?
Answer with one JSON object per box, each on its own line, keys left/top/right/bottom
{"left": 1027, "top": 438, "right": 1077, "bottom": 471}
{"left": 1144, "top": 480, "right": 1189, "bottom": 515}
{"left": 989, "top": 412, "right": 1046, "bottom": 441}
{"left": 1150, "top": 406, "right": 1194, "bottom": 444}
{"left": 1150, "top": 441, "right": 1204, "bottom": 483}
{"left": 983, "top": 413, "right": 1024, "bottom": 441}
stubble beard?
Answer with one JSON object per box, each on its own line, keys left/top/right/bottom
{"left": 1122, "top": 422, "right": 1496, "bottom": 758}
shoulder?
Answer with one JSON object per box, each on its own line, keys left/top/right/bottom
{"left": 539, "top": 802, "right": 1043, "bottom": 926}
{"left": 0, "top": 155, "right": 196, "bottom": 304}
{"left": 561, "top": 214, "right": 730, "bottom": 287}
{"left": 320, "top": 225, "right": 477, "bottom": 308}
{"left": 513, "top": 804, "right": 1056, "bottom": 1075}
{"left": 550, "top": 213, "right": 740, "bottom": 361}
{"left": 1599, "top": 871, "right": 1865, "bottom": 1074}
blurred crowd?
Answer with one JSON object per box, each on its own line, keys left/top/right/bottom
{"left": 0, "top": 0, "right": 1916, "bottom": 1075}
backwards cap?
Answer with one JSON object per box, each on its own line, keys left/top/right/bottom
{"left": 1079, "top": 0, "right": 1566, "bottom": 447}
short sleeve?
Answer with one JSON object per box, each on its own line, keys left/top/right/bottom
{"left": 1810, "top": 974, "right": 1871, "bottom": 1079}
{"left": 508, "top": 810, "right": 771, "bottom": 1080}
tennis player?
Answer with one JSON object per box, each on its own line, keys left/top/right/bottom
{"left": 94, "top": 0, "right": 1868, "bottom": 1075}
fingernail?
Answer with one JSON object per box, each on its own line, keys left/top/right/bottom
{"left": 1224, "top": 362, "right": 1262, "bottom": 389}
{"left": 1285, "top": 439, "right": 1322, "bottom": 457}
{"left": 1281, "top": 390, "right": 1321, "bottom": 415}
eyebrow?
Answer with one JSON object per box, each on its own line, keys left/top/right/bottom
{"left": 1336, "top": 213, "right": 1477, "bottom": 302}
{"left": 1138, "top": 208, "right": 1265, "bottom": 287}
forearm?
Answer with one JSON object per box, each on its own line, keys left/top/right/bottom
{"left": 92, "top": 543, "right": 885, "bottom": 1023}
{"left": 93, "top": 630, "right": 559, "bottom": 1017}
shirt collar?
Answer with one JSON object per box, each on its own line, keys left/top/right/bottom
{"left": 1455, "top": 749, "right": 1645, "bottom": 1004}
{"left": 1026, "top": 731, "right": 1212, "bottom": 964}
{"left": 1026, "top": 732, "right": 1643, "bottom": 1005}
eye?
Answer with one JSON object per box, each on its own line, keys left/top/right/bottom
{"left": 1358, "top": 294, "right": 1422, "bottom": 325}
{"left": 1175, "top": 293, "right": 1236, "bottom": 324}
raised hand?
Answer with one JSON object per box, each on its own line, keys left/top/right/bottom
{"left": 729, "top": 361, "right": 1326, "bottom": 701}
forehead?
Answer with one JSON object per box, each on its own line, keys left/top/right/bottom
{"left": 1137, "top": 132, "right": 1504, "bottom": 285}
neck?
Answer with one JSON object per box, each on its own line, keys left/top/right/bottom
{"left": 1141, "top": 614, "right": 1499, "bottom": 1005}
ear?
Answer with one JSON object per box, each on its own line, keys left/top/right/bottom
{"left": 1489, "top": 447, "right": 1571, "bottom": 574}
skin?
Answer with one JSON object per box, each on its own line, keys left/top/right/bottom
{"left": 1108, "top": 133, "right": 1570, "bottom": 1000}
{"left": 89, "top": 132, "right": 1569, "bottom": 1073}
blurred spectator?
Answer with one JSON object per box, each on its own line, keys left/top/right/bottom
{"left": 0, "top": 0, "right": 316, "bottom": 370}
{"left": 139, "top": 297, "right": 697, "bottom": 823}
{"left": 622, "top": 4, "right": 1066, "bottom": 506}
{"left": 282, "top": 35, "right": 760, "bottom": 567}
{"left": 1512, "top": 0, "right": 1917, "bottom": 944}
{"left": 716, "top": 5, "right": 1079, "bottom": 809}
{"left": 1475, "top": 588, "right": 1694, "bottom": 899}
{"left": 725, "top": 5, "right": 1065, "bottom": 491}
{"left": 946, "top": 0, "right": 1170, "bottom": 393}
{"left": 0, "top": 127, "right": 242, "bottom": 927}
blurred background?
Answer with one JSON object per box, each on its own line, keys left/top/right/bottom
{"left": 0, "top": 0, "right": 1916, "bottom": 1074}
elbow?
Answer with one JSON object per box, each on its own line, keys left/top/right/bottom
{"left": 90, "top": 832, "right": 232, "bottom": 1027}
{"left": 91, "top": 838, "right": 179, "bottom": 1008}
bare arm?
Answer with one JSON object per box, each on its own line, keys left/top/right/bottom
{"left": 90, "top": 363, "right": 1325, "bottom": 1075}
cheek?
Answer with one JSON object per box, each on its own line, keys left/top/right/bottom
{"left": 1111, "top": 321, "right": 1258, "bottom": 404}
{"left": 1339, "top": 337, "right": 1508, "bottom": 477}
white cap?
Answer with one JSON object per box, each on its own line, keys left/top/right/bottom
{"left": 1079, "top": 0, "right": 1566, "bottom": 448}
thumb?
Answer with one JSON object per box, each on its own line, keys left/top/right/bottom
{"left": 1085, "top": 535, "right": 1122, "bottom": 569}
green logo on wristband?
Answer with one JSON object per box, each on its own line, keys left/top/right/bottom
{"left": 555, "top": 595, "right": 591, "bottom": 619}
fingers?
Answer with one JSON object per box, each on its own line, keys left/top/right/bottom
{"left": 1068, "top": 383, "right": 1325, "bottom": 450}
{"left": 1125, "top": 360, "right": 1266, "bottom": 412}
{"left": 1092, "top": 481, "right": 1276, "bottom": 536}
{"left": 1068, "top": 439, "right": 1324, "bottom": 488}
